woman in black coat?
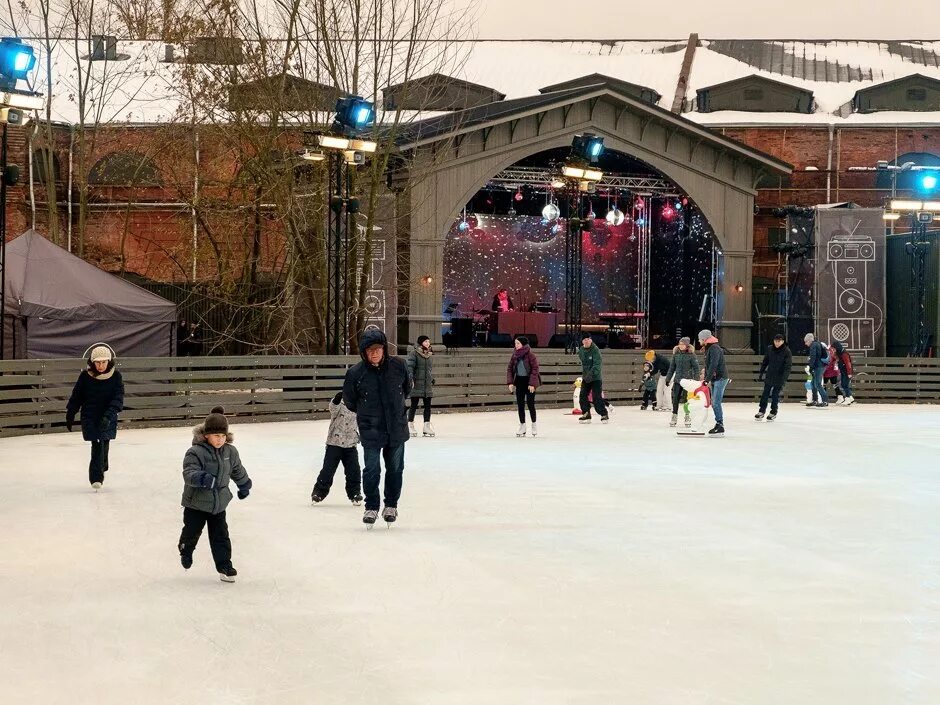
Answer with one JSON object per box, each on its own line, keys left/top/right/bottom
{"left": 66, "top": 343, "right": 125, "bottom": 490}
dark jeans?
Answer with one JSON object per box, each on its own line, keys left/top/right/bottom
{"left": 840, "top": 371, "right": 853, "bottom": 397}
{"left": 408, "top": 396, "right": 432, "bottom": 423}
{"left": 710, "top": 377, "right": 729, "bottom": 425}
{"left": 580, "top": 379, "right": 606, "bottom": 416}
{"left": 362, "top": 444, "right": 405, "bottom": 511}
{"left": 89, "top": 439, "right": 110, "bottom": 484}
{"left": 811, "top": 367, "right": 828, "bottom": 403}
{"left": 641, "top": 389, "right": 655, "bottom": 406}
{"left": 758, "top": 382, "right": 781, "bottom": 414}
{"left": 313, "top": 445, "right": 361, "bottom": 500}
{"left": 514, "top": 376, "right": 537, "bottom": 423}
{"left": 671, "top": 382, "right": 685, "bottom": 414}
{"left": 178, "top": 507, "right": 232, "bottom": 571}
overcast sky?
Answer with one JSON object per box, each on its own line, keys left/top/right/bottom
{"left": 473, "top": 0, "right": 940, "bottom": 40}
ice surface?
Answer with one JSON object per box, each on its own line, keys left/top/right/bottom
{"left": 1, "top": 403, "right": 938, "bottom": 705}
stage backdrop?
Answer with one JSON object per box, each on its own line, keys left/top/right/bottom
{"left": 442, "top": 214, "right": 638, "bottom": 321}
{"left": 814, "top": 207, "right": 886, "bottom": 356}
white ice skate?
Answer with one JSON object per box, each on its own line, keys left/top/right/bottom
{"left": 91, "top": 482, "right": 102, "bottom": 491}
{"left": 423, "top": 421, "right": 435, "bottom": 437}
{"left": 516, "top": 423, "right": 527, "bottom": 437}
{"left": 843, "top": 395, "right": 855, "bottom": 405}
{"left": 408, "top": 422, "right": 417, "bottom": 437}
{"left": 530, "top": 422, "right": 538, "bottom": 437}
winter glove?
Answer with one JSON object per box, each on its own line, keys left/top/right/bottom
{"left": 194, "top": 472, "right": 215, "bottom": 489}
{"left": 332, "top": 392, "right": 343, "bottom": 405}
{"left": 757, "top": 374, "right": 764, "bottom": 383}
{"left": 237, "top": 478, "right": 252, "bottom": 500}
{"left": 66, "top": 414, "right": 74, "bottom": 432}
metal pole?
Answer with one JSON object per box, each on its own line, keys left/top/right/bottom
{"left": 332, "top": 153, "right": 343, "bottom": 355}
{"left": 0, "top": 122, "right": 7, "bottom": 359}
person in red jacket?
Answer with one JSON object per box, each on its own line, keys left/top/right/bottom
{"left": 822, "top": 342, "right": 842, "bottom": 401}
{"left": 833, "top": 341, "right": 855, "bottom": 405}
{"left": 507, "top": 336, "right": 540, "bottom": 437}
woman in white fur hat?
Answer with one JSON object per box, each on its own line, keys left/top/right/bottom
{"left": 65, "top": 343, "right": 125, "bottom": 490}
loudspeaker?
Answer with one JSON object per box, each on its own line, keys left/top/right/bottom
{"left": 487, "top": 332, "right": 513, "bottom": 348}
{"left": 449, "top": 318, "right": 473, "bottom": 347}
{"left": 592, "top": 332, "right": 608, "bottom": 349}
{"left": 548, "top": 334, "right": 570, "bottom": 349}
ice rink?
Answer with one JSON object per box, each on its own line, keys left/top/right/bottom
{"left": 1, "top": 402, "right": 937, "bottom": 705}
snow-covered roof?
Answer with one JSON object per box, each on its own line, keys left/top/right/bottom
{"left": 16, "top": 37, "right": 940, "bottom": 126}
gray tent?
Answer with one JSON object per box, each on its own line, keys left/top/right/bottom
{"left": 2, "top": 230, "right": 177, "bottom": 358}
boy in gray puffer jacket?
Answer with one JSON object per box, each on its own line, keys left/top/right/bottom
{"left": 311, "top": 392, "right": 363, "bottom": 505}
{"left": 178, "top": 406, "right": 252, "bottom": 583}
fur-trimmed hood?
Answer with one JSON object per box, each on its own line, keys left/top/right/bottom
{"left": 192, "top": 424, "right": 235, "bottom": 445}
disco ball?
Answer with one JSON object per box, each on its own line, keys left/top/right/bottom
{"left": 542, "top": 203, "right": 560, "bottom": 221}
{"left": 605, "top": 208, "right": 624, "bottom": 226}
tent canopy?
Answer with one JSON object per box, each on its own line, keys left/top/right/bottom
{"left": 2, "top": 230, "right": 177, "bottom": 358}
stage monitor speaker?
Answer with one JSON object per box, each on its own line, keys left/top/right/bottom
{"left": 592, "top": 332, "right": 608, "bottom": 349}
{"left": 449, "top": 318, "right": 473, "bottom": 347}
{"left": 515, "top": 334, "right": 538, "bottom": 348}
{"left": 548, "top": 334, "right": 570, "bottom": 349}
{"left": 487, "top": 332, "right": 513, "bottom": 348}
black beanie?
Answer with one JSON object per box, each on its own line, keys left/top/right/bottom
{"left": 516, "top": 335, "right": 529, "bottom": 347}
{"left": 203, "top": 405, "right": 229, "bottom": 435}
{"left": 417, "top": 335, "right": 430, "bottom": 346}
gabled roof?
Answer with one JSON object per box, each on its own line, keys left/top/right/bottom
{"left": 383, "top": 72, "right": 505, "bottom": 111}
{"left": 385, "top": 72, "right": 505, "bottom": 97}
{"left": 852, "top": 72, "right": 940, "bottom": 97}
{"left": 394, "top": 82, "right": 792, "bottom": 176}
{"left": 696, "top": 73, "right": 814, "bottom": 98}
{"left": 228, "top": 73, "right": 346, "bottom": 111}
{"left": 538, "top": 73, "right": 661, "bottom": 104}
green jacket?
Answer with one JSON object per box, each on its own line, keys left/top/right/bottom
{"left": 665, "top": 347, "right": 701, "bottom": 385}
{"left": 578, "top": 344, "right": 603, "bottom": 383}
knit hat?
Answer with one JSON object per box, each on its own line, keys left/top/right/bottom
{"left": 203, "top": 406, "right": 229, "bottom": 435}
{"left": 697, "top": 329, "right": 713, "bottom": 343}
{"left": 679, "top": 336, "right": 691, "bottom": 346}
{"left": 516, "top": 335, "right": 529, "bottom": 347}
{"left": 416, "top": 335, "right": 430, "bottom": 346}
{"left": 90, "top": 345, "right": 112, "bottom": 363}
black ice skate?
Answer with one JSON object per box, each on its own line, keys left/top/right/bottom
{"left": 707, "top": 423, "right": 725, "bottom": 437}
{"left": 219, "top": 567, "right": 237, "bottom": 583}
{"left": 754, "top": 411, "right": 765, "bottom": 420}
{"left": 767, "top": 413, "right": 776, "bottom": 421}
{"left": 601, "top": 415, "right": 610, "bottom": 424}
{"left": 579, "top": 412, "right": 592, "bottom": 423}
{"left": 363, "top": 509, "right": 379, "bottom": 528}
{"left": 179, "top": 542, "right": 193, "bottom": 570}
{"left": 383, "top": 507, "right": 398, "bottom": 526}
{"left": 639, "top": 403, "right": 648, "bottom": 410}
{"left": 311, "top": 492, "right": 324, "bottom": 503}
{"left": 350, "top": 493, "right": 363, "bottom": 506}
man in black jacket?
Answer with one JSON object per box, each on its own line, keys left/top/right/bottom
{"left": 804, "top": 332, "right": 829, "bottom": 408}
{"left": 697, "top": 329, "right": 728, "bottom": 436}
{"left": 343, "top": 329, "right": 412, "bottom": 527}
{"left": 755, "top": 334, "right": 792, "bottom": 421}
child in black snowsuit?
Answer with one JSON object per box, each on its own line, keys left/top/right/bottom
{"left": 311, "top": 392, "right": 363, "bottom": 505}
{"left": 178, "top": 406, "right": 252, "bottom": 583}
{"left": 639, "top": 361, "right": 657, "bottom": 410}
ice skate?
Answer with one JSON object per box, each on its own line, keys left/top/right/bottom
{"left": 813, "top": 402, "right": 829, "bottom": 408}
{"left": 530, "top": 422, "right": 538, "bottom": 437}
{"left": 651, "top": 404, "right": 658, "bottom": 411}
{"left": 350, "top": 492, "right": 363, "bottom": 506}
{"left": 363, "top": 509, "right": 379, "bottom": 528}
{"left": 767, "top": 413, "right": 776, "bottom": 421}
{"left": 684, "top": 414, "right": 691, "bottom": 428}
{"left": 516, "top": 423, "right": 527, "bottom": 437}
{"left": 669, "top": 413, "right": 678, "bottom": 427}
{"left": 639, "top": 403, "right": 648, "bottom": 410}
{"left": 179, "top": 543, "right": 193, "bottom": 570}
{"left": 311, "top": 492, "right": 324, "bottom": 503}
{"left": 836, "top": 395, "right": 845, "bottom": 405}
{"left": 707, "top": 423, "right": 725, "bottom": 437}
{"left": 423, "top": 422, "right": 435, "bottom": 437}
{"left": 844, "top": 396, "right": 855, "bottom": 405}
{"left": 91, "top": 481, "right": 102, "bottom": 491}
{"left": 383, "top": 507, "right": 398, "bottom": 526}
{"left": 218, "top": 567, "right": 237, "bottom": 583}
{"left": 408, "top": 422, "right": 417, "bottom": 437}
{"left": 754, "top": 411, "right": 765, "bottom": 420}
{"left": 578, "top": 412, "right": 592, "bottom": 424}
{"left": 601, "top": 415, "right": 610, "bottom": 424}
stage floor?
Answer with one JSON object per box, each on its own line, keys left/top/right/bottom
{"left": 0, "top": 403, "right": 937, "bottom": 704}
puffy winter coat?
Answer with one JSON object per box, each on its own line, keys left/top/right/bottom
{"left": 66, "top": 363, "right": 124, "bottom": 441}
{"left": 181, "top": 426, "right": 251, "bottom": 515}
{"left": 506, "top": 345, "right": 541, "bottom": 387}
{"left": 759, "top": 343, "right": 793, "bottom": 387}
{"left": 833, "top": 342, "right": 854, "bottom": 376}
{"left": 407, "top": 346, "right": 435, "bottom": 398}
{"left": 824, "top": 346, "right": 840, "bottom": 379}
{"left": 665, "top": 347, "right": 700, "bottom": 385}
{"left": 578, "top": 344, "right": 603, "bottom": 383}
{"left": 343, "top": 329, "right": 413, "bottom": 449}
{"left": 326, "top": 397, "right": 359, "bottom": 449}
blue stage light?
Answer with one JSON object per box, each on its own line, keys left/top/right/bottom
{"left": 0, "top": 37, "right": 36, "bottom": 89}
{"left": 331, "top": 95, "right": 375, "bottom": 135}
{"left": 919, "top": 173, "right": 938, "bottom": 192}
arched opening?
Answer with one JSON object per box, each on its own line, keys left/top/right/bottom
{"left": 442, "top": 146, "right": 717, "bottom": 349}
{"left": 89, "top": 151, "right": 161, "bottom": 185}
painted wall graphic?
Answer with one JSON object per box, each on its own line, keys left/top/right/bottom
{"left": 814, "top": 208, "right": 886, "bottom": 356}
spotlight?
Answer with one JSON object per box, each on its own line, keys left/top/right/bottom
{"left": 298, "top": 149, "right": 326, "bottom": 161}
{"left": 542, "top": 203, "right": 560, "bottom": 221}
{"left": 605, "top": 207, "right": 624, "bottom": 226}
{"left": 571, "top": 133, "right": 604, "bottom": 163}
{"left": 551, "top": 177, "right": 566, "bottom": 189}
{"left": 918, "top": 172, "right": 939, "bottom": 193}
{"left": 331, "top": 95, "right": 375, "bottom": 136}
{"left": 883, "top": 212, "right": 900, "bottom": 221}
{"left": 891, "top": 199, "right": 924, "bottom": 211}
{"left": 0, "top": 37, "right": 36, "bottom": 90}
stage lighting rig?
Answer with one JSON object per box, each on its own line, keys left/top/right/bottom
{"left": 571, "top": 133, "right": 604, "bottom": 163}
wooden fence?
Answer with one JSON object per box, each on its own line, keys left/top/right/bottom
{"left": 2, "top": 351, "right": 939, "bottom": 437}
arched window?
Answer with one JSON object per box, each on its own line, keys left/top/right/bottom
{"left": 89, "top": 151, "right": 161, "bottom": 185}
{"left": 31, "top": 148, "right": 61, "bottom": 185}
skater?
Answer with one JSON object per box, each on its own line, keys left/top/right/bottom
{"left": 343, "top": 329, "right": 412, "bottom": 527}
{"left": 406, "top": 335, "right": 435, "bottom": 437}
{"left": 178, "top": 406, "right": 252, "bottom": 583}
{"left": 578, "top": 333, "right": 609, "bottom": 423}
{"left": 507, "top": 336, "right": 540, "bottom": 437}
{"left": 638, "top": 362, "right": 657, "bottom": 409}
{"left": 755, "top": 334, "right": 792, "bottom": 421}
{"left": 664, "top": 337, "right": 700, "bottom": 427}
{"left": 65, "top": 343, "right": 125, "bottom": 490}
{"left": 644, "top": 349, "right": 671, "bottom": 410}
{"left": 311, "top": 392, "right": 363, "bottom": 505}
{"left": 804, "top": 333, "right": 829, "bottom": 408}
{"left": 823, "top": 341, "right": 842, "bottom": 402}
{"left": 833, "top": 341, "right": 855, "bottom": 405}
{"left": 697, "top": 329, "right": 728, "bottom": 436}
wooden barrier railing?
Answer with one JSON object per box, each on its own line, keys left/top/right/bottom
{"left": 2, "top": 351, "right": 939, "bottom": 437}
